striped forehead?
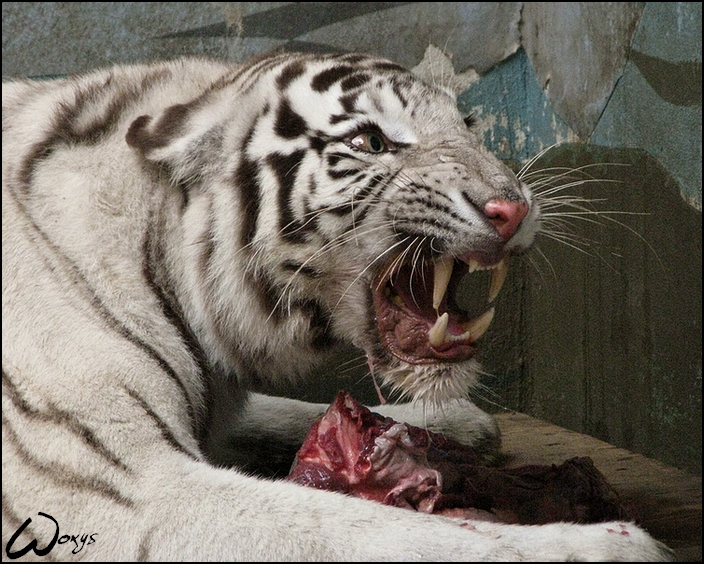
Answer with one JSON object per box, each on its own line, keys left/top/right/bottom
{"left": 277, "top": 58, "right": 429, "bottom": 141}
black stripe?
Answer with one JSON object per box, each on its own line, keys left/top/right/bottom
{"left": 205, "top": 51, "right": 288, "bottom": 96}
{"left": 340, "top": 92, "right": 359, "bottom": 114}
{"left": 276, "top": 60, "right": 306, "bottom": 90}
{"left": 307, "top": 175, "right": 318, "bottom": 195}
{"left": 293, "top": 300, "right": 338, "bottom": 351}
{"left": 107, "top": 325, "right": 198, "bottom": 435}
{"left": 267, "top": 150, "right": 307, "bottom": 243}
{"left": 137, "top": 529, "right": 155, "bottom": 562}
{"left": 282, "top": 261, "right": 322, "bottom": 278}
{"left": 392, "top": 79, "right": 409, "bottom": 108}
{"left": 274, "top": 98, "right": 307, "bottom": 139}
{"left": 74, "top": 69, "right": 173, "bottom": 146}
{"left": 326, "top": 151, "right": 364, "bottom": 169}
{"left": 126, "top": 102, "right": 193, "bottom": 153}
{"left": 2, "top": 371, "right": 130, "bottom": 473}
{"left": 124, "top": 387, "right": 199, "bottom": 460}
{"left": 340, "top": 72, "right": 371, "bottom": 91}
{"left": 20, "top": 69, "right": 172, "bottom": 188}
{"left": 311, "top": 65, "right": 356, "bottom": 92}
{"left": 320, "top": 201, "right": 354, "bottom": 217}
{"left": 373, "top": 61, "right": 408, "bottom": 73}
{"left": 19, "top": 142, "right": 55, "bottom": 193}
{"left": 329, "top": 113, "right": 351, "bottom": 125}
{"left": 195, "top": 206, "right": 217, "bottom": 284}
{"left": 337, "top": 53, "right": 370, "bottom": 65}
{"left": 2, "top": 414, "right": 135, "bottom": 508}
{"left": 18, "top": 79, "right": 102, "bottom": 190}
{"left": 326, "top": 154, "right": 344, "bottom": 167}
{"left": 4, "top": 188, "right": 199, "bottom": 436}
{"left": 308, "top": 134, "right": 327, "bottom": 154}
{"left": 318, "top": 172, "right": 384, "bottom": 220}
{"left": 243, "top": 275, "right": 335, "bottom": 349}
{"left": 299, "top": 191, "right": 325, "bottom": 235}
{"left": 353, "top": 173, "right": 380, "bottom": 201}
{"left": 236, "top": 53, "right": 298, "bottom": 95}
{"left": 234, "top": 126, "right": 262, "bottom": 248}
{"left": 141, "top": 213, "right": 210, "bottom": 427}
{"left": 347, "top": 176, "right": 384, "bottom": 224}
{"left": 194, "top": 200, "right": 245, "bottom": 372}
{"left": 328, "top": 167, "right": 362, "bottom": 180}
{"left": 248, "top": 269, "right": 285, "bottom": 324}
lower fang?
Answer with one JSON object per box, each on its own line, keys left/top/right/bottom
{"left": 445, "top": 308, "right": 496, "bottom": 343}
{"left": 428, "top": 312, "right": 449, "bottom": 346}
{"left": 465, "top": 307, "right": 495, "bottom": 341}
{"left": 488, "top": 258, "right": 509, "bottom": 303}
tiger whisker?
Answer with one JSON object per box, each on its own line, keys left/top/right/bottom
{"left": 328, "top": 234, "right": 417, "bottom": 320}
{"left": 524, "top": 247, "right": 556, "bottom": 284}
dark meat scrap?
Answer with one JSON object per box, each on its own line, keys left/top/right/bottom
{"left": 287, "top": 390, "right": 442, "bottom": 512}
{"left": 288, "top": 391, "right": 635, "bottom": 525}
{"left": 432, "top": 457, "right": 636, "bottom": 525}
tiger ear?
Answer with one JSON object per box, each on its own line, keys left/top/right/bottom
{"left": 126, "top": 103, "right": 215, "bottom": 179}
{"left": 411, "top": 44, "right": 479, "bottom": 97}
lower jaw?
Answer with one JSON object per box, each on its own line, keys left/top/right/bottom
{"left": 374, "top": 354, "right": 483, "bottom": 404}
{"left": 378, "top": 324, "right": 478, "bottom": 366}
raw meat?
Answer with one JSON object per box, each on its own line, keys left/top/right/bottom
{"left": 287, "top": 390, "right": 442, "bottom": 512}
{"left": 288, "top": 391, "right": 635, "bottom": 524}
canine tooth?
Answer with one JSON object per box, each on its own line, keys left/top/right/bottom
{"left": 428, "top": 312, "right": 449, "bottom": 346}
{"left": 465, "top": 307, "right": 495, "bottom": 341}
{"left": 433, "top": 257, "right": 454, "bottom": 311}
{"left": 468, "top": 258, "right": 480, "bottom": 273}
{"left": 488, "top": 257, "right": 509, "bottom": 303}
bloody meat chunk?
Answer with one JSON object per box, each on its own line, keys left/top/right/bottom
{"left": 287, "top": 391, "right": 636, "bottom": 524}
{"left": 287, "top": 390, "right": 443, "bottom": 512}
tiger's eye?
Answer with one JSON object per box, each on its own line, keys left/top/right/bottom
{"left": 350, "top": 132, "right": 387, "bottom": 153}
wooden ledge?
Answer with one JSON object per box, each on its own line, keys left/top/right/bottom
{"left": 494, "top": 412, "right": 702, "bottom": 562}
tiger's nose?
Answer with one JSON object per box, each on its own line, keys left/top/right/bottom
{"left": 483, "top": 198, "right": 529, "bottom": 241}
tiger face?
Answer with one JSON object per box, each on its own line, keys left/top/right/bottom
{"left": 125, "top": 52, "right": 539, "bottom": 404}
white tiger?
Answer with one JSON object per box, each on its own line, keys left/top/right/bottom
{"left": 2, "top": 52, "right": 671, "bottom": 561}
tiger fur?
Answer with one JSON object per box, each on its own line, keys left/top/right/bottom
{"left": 2, "top": 52, "right": 671, "bottom": 561}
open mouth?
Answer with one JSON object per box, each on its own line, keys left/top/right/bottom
{"left": 371, "top": 250, "right": 509, "bottom": 365}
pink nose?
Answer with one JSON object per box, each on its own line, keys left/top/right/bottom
{"left": 483, "top": 198, "right": 529, "bottom": 241}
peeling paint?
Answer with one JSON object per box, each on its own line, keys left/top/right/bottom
{"left": 457, "top": 49, "right": 576, "bottom": 163}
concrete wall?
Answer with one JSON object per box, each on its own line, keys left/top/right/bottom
{"left": 3, "top": 2, "right": 701, "bottom": 475}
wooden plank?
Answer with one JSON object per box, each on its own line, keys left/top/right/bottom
{"left": 494, "top": 412, "right": 702, "bottom": 561}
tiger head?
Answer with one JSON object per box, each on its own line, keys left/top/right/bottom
{"left": 127, "top": 52, "right": 540, "bottom": 405}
